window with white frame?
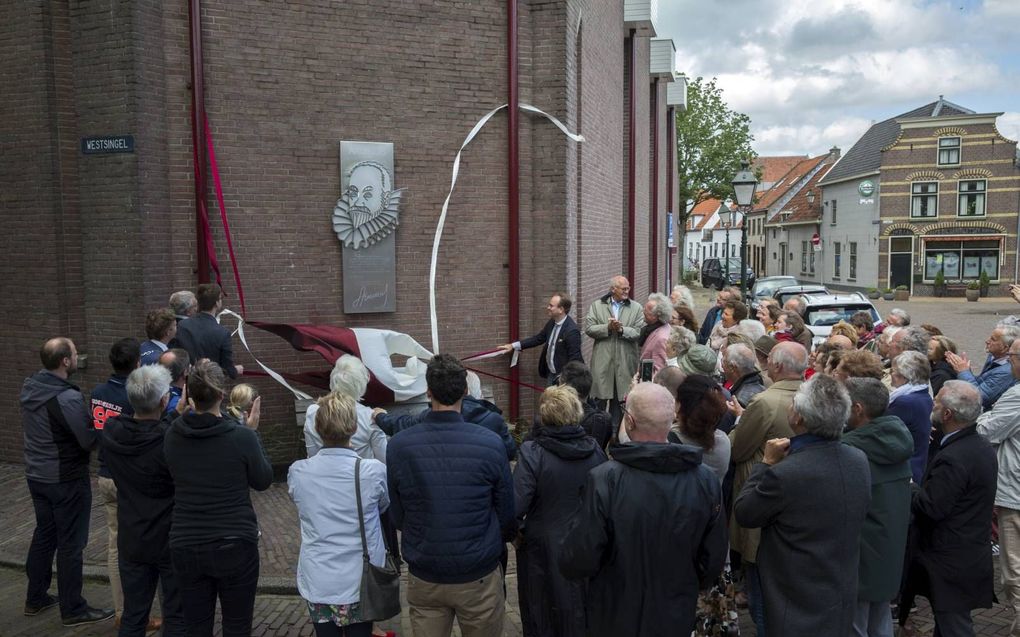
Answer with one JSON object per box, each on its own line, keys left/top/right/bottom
{"left": 801, "top": 241, "right": 808, "bottom": 273}
{"left": 833, "top": 242, "right": 841, "bottom": 278}
{"left": 958, "top": 180, "right": 986, "bottom": 217}
{"left": 809, "top": 246, "right": 815, "bottom": 275}
{"left": 849, "top": 242, "right": 857, "bottom": 279}
{"left": 911, "top": 182, "right": 938, "bottom": 218}
{"left": 830, "top": 199, "right": 837, "bottom": 225}
{"left": 923, "top": 239, "right": 1000, "bottom": 281}
{"left": 938, "top": 136, "right": 961, "bottom": 166}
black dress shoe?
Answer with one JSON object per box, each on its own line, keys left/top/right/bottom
{"left": 23, "top": 593, "right": 59, "bottom": 616}
{"left": 62, "top": 606, "right": 115, "bottom": 626}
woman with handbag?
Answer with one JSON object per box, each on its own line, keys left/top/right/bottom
{"left": 288, "top": 392, "right": 399, "bottom": 636}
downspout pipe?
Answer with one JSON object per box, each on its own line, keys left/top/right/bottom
{"left": 667, "top": 105, "right": 675, "bottom": 288}
{"left": 650, "top": 78, "right": 659, "bottom": 293}
{"left": 627, "top": 29, "right": 636, "bottom": 287}
{"left": 507, "top": 0, "right": 520, "bottom": 419}
{"left": 188, "top": 0, "right": 210, "bottom": 283}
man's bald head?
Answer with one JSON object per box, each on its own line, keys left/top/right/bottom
{"left": 767, "top": 341, "right": 809, "bottom": 382}
{"left": 609, "top": 276, "right": 631, "bottom": 302}
{"left": 828, "top": 335, "right": 854, "bottom": 350}
{"left": 625, "top": 382, "right": 676, "bottom": 442}
{"left": 40, "top": 337, "right": 77, "bottom": 376}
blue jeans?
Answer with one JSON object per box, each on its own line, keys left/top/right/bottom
{"left": 745, "top": 561, "right": 767, "bottom": 636}
{"left": 119, "top": 550, "right": 186, "bottom": 636}
{"left": 25, "top": 477, "right": 91, "bottom": 617}
{"left": 170, "top": 539, "right": 259, "bottom": 637}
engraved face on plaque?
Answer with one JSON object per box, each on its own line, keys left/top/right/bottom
{"left": 334, "top": 142, "right": 402, "bottom": 313}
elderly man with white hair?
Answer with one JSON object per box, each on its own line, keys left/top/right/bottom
{"left": 723, "top": 344, "right": 766, "bottom": 407}
{"left": 560, "top": 382, "right": 726, "bottom": 637}
{"left": 735, "top": 374, "right": 871, "bottom": 637}
{"left": 304, "top": 354, "right": 388, "bottom": 462}
{"left": 946, "top": 324, "right": 1020, "bottom": 412}
{"left": 900, "top": 381, "right": 996, "bottom": 637}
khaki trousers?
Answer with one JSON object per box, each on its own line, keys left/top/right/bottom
{"left": 1000, "top": 506, "right": 1020, "bottom": 637}
{"left": 97, "top": 476, "right": 123, "bottom": 615}
{"left": 406, "top": 566, "right": 504, "bottom": 637}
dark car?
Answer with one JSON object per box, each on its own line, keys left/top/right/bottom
{"left": 748, "top": 276, "right": 798, "bottom": 309}
{"left": 701, "top": 257, "right": 755, "bottom": 291}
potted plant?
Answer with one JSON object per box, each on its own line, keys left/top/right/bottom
{"left": 933, "top": 270, "right": 946, "bottom": 297}
{"left": 979, "top": 270, "right": 990, "bottom": 297}
{"left": 882, "top": 287, "right": 895, "bottom": 301}
{"left": 894, "top": 285, "right": 910, "bottom": 301}
{"left": 867, "top": 287, "right": 880, "bottom": 300}
{"left": 966, "top": 280, "right": 980, "bottom": 302}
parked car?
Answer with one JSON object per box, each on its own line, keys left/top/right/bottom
{"left": 747, "top": 276, "right": 798, "bottom": 309}
{"left": 773, "top": 285, "right": 829, "bottom": 309}
{"left": 701, "top": 257, "right": 756, "bottom": 291}
{"left": 801, "top": 293, "right": 883, "bottom": 346}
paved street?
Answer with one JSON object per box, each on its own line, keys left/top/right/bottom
{"left": 1, "top": 286, "right": 1018, "bottom": 635}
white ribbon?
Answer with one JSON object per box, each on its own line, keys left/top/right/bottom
{"left": 429, "top": 103, "right": 584, "bottom": 354}
{"left": 218, "top": 309, "right": 313, "bottom": 400}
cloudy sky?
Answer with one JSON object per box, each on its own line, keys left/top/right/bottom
{"left": 656, "top": 0, "right": 1020, "bottom": 157}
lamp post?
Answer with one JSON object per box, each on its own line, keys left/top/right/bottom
{"left": 724, "top": 219, "right": 730, "bottom": 281}
{"left": 732, "top": 160, "right": 759, "bottom": 298}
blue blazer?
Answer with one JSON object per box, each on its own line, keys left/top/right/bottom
{"left": 887, "top": 388, "right": 935, "bottom": 484}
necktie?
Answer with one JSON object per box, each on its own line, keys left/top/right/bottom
{"left": 548, "top": 323, "right": 561, "bottom": 374}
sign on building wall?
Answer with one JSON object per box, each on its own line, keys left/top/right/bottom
{"left": 80, "top": 135, "right": 134, "bottom": 154}
{"left": 332, "top": 141, "right": 403, "bottom": 313}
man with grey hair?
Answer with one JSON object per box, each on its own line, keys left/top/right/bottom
{"left": 735, "top": 374, "right": 871, "bottom": 636}
{"left": 585, "top": 276, "right": 644, "bottom": 424}
{"left": 946, "top": 324, "right": 1020, "bottom": 411}
{"left": 101, "top": 365, "right": 186, "bottom": 635}
{"left": 560, "top": 382, "right": 726, "bottom": 636}
{"left": 723, "top": 344, "right": 766, "bottom": 407}
{"left": 889, "top": 326, "right": 930, "bottom": 359}
{"left": 886, "top": 308, "right": 910, "bottom": 327}
{"left": 726, "top": 340, "right": 806, "bottom": 635}
{"left": 671, "top": 284, "right": 696, "bottom": 312}
{"left": 699, "top": 288, "right": 731, "bottom": 345}
{"left": 977, "top": 338, "right": 1020, "bottom": 635}
{"left": 900, "top": 381, "right": 996, "bottom": 636}
{"left": 782, "top": 294, "right": 807, "bottom": 316}
{"left": 168, "top": 290, "right": 198, "bottom": 322}
{"left": 638, "top": 293, "right": 674, "bottom": 376}
{"left": 305, "top": 354, "right": 388, "bottom": 461}
{"left": 736, "top": 319, "right": 767, "bottom": 344}
{"left": 843, "top": 377, "right": 913, "bottom": 637}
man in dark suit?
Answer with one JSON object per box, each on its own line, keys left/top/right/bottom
{"left": 174, "top": 284, "right": 243, "bottom": 379}
{"left": 900, "top": 380, "right": 997, "bottom": 637}
{"left": 500, "top": 292, "right": 582, "bottom": 385}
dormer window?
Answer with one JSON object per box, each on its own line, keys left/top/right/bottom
{"left": 938, "top": 136, "right": 961, "bottom": 166}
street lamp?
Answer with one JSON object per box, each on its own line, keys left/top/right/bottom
{"left": 731, "top": 160, "right": 759, "bottom": 298}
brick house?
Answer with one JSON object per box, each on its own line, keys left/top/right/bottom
{"left": 818, "top": 98, "right": 1020, "bottom": 295}
{"left": 2, "top": 0, "right": 683, "bottom": 466}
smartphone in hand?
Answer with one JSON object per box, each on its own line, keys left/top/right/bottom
{"left": 639, "top": 359, "right": 654, "bottom": 382}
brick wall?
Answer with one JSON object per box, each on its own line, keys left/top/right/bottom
{"left": 2, "top": 0, "right": 669, "bottom": 465}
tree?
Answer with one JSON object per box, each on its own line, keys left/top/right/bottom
{"left": 675, "top": 77, "right": 757, "bottom": 224}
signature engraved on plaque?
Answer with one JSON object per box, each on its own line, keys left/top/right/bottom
{"left": 351, "top": 284, "right": 390, "bottom": 310}
{"left": 332, "top": 161, "right": 404, "bottom": 249}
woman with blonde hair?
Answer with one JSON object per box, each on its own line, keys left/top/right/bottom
{"left": 928, "top": 335, "right": 958, "bottom": 396}
{"left": 514, "top": 385, "right": 607, "bottom": 636}
{"left": 226, "top": 383, "right": 260, "bottom": 427}
{"left": 289, "top": 392, "right": 390, "bottom": 636}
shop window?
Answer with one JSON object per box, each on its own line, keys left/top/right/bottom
{"left": 849, "top": 242, "right": 857, "bottom": 279}
{"left": 938, "top": 136, "right": 961, "bottom": 166}
{"left": 958, "top": 180, "right": 986, "bottom": 217}
{"left": 911, "top": 182, "right": 938, "bottom": 218}
{"left": 923, "top": 239, "right": 999, "bottom": 282}
{"left": 833, "top": 242, "right": 841, "bottom": 278}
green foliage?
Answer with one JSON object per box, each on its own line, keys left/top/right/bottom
{"left": 675, "top": 77, "right": 757, "bottom": 224}
{"left": 934, "top": 269, "right": 945, "bottom": 286}
{"left": 883, "top": 287, "right": 893, "bottom": 293}
{"left": 967, "top": 280, "right": 980, "bottom": 290}
{"left": 895, "top": 285, "right": 908, "bottom": 291}
{"left": 979, "top": 270, "right": 990, "bottom": 287}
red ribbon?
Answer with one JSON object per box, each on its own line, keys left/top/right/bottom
{"left": 203, "top": 114, "right": 247, "bottom": 317}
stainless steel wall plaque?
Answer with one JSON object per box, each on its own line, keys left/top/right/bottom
{"left": 334, "top": 141, "right": 402, "bottom": 313}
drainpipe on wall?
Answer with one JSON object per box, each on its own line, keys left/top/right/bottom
{"left": 650, "top": 78, "right": 659, "bottom": 293}
{"left": 188, "top": 0, "right": 210, "bottom": 283}
{"left": 507, "top": 0, "right": 520, "bottom": 419}
{"left": 667, "top": 105, "right": 675, "bottom": 289}
{"left": 627, "top": 29, "right": 636, "bottom": 287}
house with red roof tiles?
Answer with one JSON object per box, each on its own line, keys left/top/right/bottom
{"left": 683, "top": 197, "right": 741, "bottom": 270}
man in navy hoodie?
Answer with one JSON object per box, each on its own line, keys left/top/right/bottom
{"left": 386, "top": 354, "right": 515, "bottom": 637}
{"left": 21, "top": 337, "right": 113, "bottom": 626}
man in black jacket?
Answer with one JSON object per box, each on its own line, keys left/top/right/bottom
{"left": 499, "top": 292, "right": 583, "bottom": 385}
{"left": 558, "top": 361, "right": 613, "bottom": 449}
{"left": 174, "top": 284, "right": 243, "bottom": 379}
{"left": 900, "top": 380, "right": 997, "bottom": 636}
{"left": 559, "top": 382, "right": 727, "bottom": 636}
{"left": 101, "top": 365, "right": 186, "bottom": 636}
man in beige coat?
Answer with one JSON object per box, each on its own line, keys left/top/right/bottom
{"left": 727, "top": 341, "right": 806, "bottom": 636}
{"left": 584, "top": 276, "right": 645, "bottom": 424}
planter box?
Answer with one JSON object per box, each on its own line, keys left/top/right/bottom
{"left": 966, "top": 289, "right": 980, "bottom": 302}
{"left": 882, "top": 293, "right": 895, "bottom": 301}
{"left": 894, "top": 290, "right": 910, "bottom": 301}
{"left": 867, "top": 292, "right": 880, "bottom": 299}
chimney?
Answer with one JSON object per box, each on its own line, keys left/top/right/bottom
{"left": 829, "top": 146, "right": 841, "bottom": 160}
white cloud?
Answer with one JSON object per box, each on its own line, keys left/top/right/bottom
{"left": 657, "top": 0, "right": 1019, "bottom": 156}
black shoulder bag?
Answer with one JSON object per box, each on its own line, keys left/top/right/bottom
{"left": 354, "top": 457, "right": 401, "bottom": 621}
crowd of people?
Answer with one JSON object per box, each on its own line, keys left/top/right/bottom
{"left": 17, "top": 276, "right": 1020, "bottom": 637}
